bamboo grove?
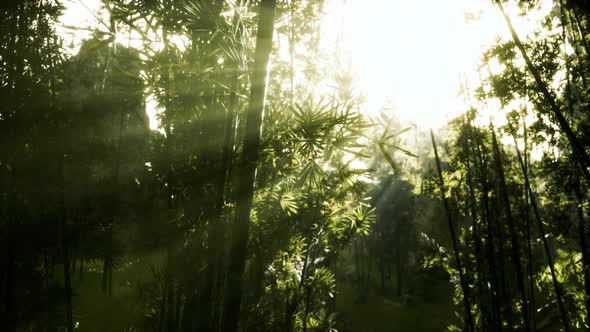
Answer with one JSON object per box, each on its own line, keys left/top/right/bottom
{"left": 422, "top": 1, "right": 590, "bottom": 330}
{"left": 2, "top": 0, "right": 590, "bottom": 331}
{"left": 0, "top": 0, "right": 375, "bottom": 331}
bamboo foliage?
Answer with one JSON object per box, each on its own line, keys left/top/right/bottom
{"left": 4, "top": 0, "right": 590, "bottom": 331}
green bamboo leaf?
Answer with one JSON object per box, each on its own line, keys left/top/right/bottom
{"left": 279, "top": 193, "right": 298, "bottom": 216}
{"left": 384, "top": 143, "right": 419, "bottom": 158}
{"left": 378, "top": 143, "right": 397, "bottom": 172}
{"left": 77, "top": 36, "right": 115, "bottom": 59}
{"left": 384, "top": 126, "right": 413, "bottom": 140}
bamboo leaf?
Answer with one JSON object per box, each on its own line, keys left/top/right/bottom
{"left": 378, "top": 143, "right": 397, "bottom": 172}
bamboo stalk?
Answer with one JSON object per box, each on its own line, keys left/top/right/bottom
{"left": 494, "top": 0, "right": 590, "bottom": 185}
{"left": 522, "top": 109, "right": 537, "bottom": 330}
{"left": 462, "top": 124, "right": 488, "bottom": 329}
{"left": 469, "top": 123, "right": 503, "bottom": 331}
{"left": 430, "top": 129, "right": 475, "bottom": 332}
{"left": 223, "top": 1, "right": 278, "bottom": 330}
{"left": 490, "top": 125, "right": 530, "bottom": 332}
{"left": 574, "top": 175, "right": 590, "bottom": 328}
{"left": 506, "top": 117, "right": 570, "bottom": 331}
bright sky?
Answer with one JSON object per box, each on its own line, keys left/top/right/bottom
{"left": 320, "top": 0, "right": 553, "bottom": 129}
{"left": 57, "top": 0, "right": 552, "bottom": 132}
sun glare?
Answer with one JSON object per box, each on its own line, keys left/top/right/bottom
{"left": 58, "top": 0, "right": 553, "bottom": 133}
{"left": 320, "top": 0, "right": 553, "bottom": 129}
{"left": 57, "top": 0, "right": 176, "bottom": 132}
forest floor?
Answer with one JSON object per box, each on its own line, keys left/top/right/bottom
{"left": 68, "top": 253, "right": 166, "bottom": 331}
{"left": 335, "top": 277, "right": 454, "bottom": 332}
{"left": 67, "top": 253, "right": 455, "bottom": 331}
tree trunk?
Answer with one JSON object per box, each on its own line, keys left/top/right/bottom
{"left": 522, "top": 112, "right": 537, "bottom": 330}
{"left": 482, "top": 175, "right": 503, "bottom": 330}
{"left": 490, "top": 126, "right": 530, "bottom": 332}
{"left": 471, "top": 125, "right": 502, "bottom": 331}
{"left": 288, "top": 0, "right": 295, "bottom": 108}
{"left": 430, "top": 129, "right": 475, "bottom": 332}
{"left": 166, "top": 257, "right": 175, "bottom": 332}
{"left": 59, "top": 155, "right": 74, "bottom": 332}
{"left": 464, "top": 156, "right": 488, "bottom": 329}
{"left": 494, "top": 0, "right": 590, "bottom": 185}
{"left": 1, "top": 6, "right": 21, "bottom": 332}
{"left": 284, "top": 291, "right": 297, "bottom": 332}
{"left": 506, "top": 118, "right": 570, "bottom": 331}
{"left": 222, "top": 1, "right": 277, "bottom": 330}
{"left": 574, "top": 175, "right": 590, "bottom": 329}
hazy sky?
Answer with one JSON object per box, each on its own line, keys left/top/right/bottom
{"left": 57, "top": 0, "right": 552, "bottom": 131}
{"left": 320, "top": 0, "right": 552, "bottom": 128}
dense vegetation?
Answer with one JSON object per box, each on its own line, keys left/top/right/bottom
{"left": 2, "top": 0, "right": 590, "bottom": 331}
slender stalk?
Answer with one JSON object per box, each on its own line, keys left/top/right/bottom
{"left": 574, "top": 173, "right": 590, "bottom": 328}
{"left": 59, "top": 155, "right": 73, "bottom": 332}
{"left": 207, "top": 3, "right": 245, "bottom": 328}
{"left": 470, "top": 123, "right": 503, "bottom": 331}
{"left": 288, "top": 0, "right": 295, "bottom": 108}
{"left": 430, "top": 129, "right": 475, "bottom": 332}
{"left": 223, "top": 1, "right": 277, "bottom": 330}
{"left": 565, "top": 8, "right": 589, "bottom": 93}
{"left": 522, "top": 110, "right": 536, "bottom": 330}
{"left": 192, "top": 3, "right": 231, "bottom": 330}
{"left": 2, "top": 7, "right": 23, "bottom": 330}
{"left": 558, "top": 11, "right": 590, "bottom": 322}
{"left": 506, "top": 117, "right": 571, "bottom": 331}
{"left": 490, "top": 126, "right": 530, "bottom": 332}
{"left": 572, "top": 10, "right": 590, "bottom": 61}
{"left": 464, "top": 155, "right": 488, "bottom": 328}
{"left": 494, "top": 0, "right": 590, "bottom": 184}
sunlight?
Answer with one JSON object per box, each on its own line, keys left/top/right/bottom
{"left": 57, "top": 0, "right": 106, "bottom": 56}
{"left": 58, "top": 0, "right": 553, "bottom": 134}
{"left": 57, "top": 0, "right": 172, "bottom": 131}
{"left": 9, "top": 1, "right": 590, "bottom": 330}
{"left": 320, "top": 0, "right": 553, "bottom": 129}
